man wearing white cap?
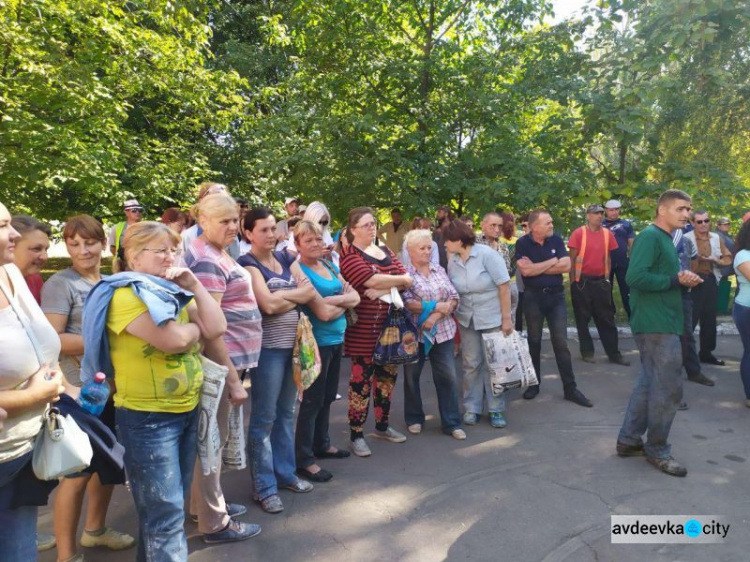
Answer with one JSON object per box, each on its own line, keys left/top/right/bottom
{"left": 108, "top": 198, "right": 143, "bottom": 257}
{"left": 603, "top": 199, "right": 635, "bottom": 319}
{"left": 276, "top": 196, "right": 300, "bottom": 243}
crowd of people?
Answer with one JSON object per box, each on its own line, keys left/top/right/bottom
{"left": 0, "top": 183, "right": 749, "bottom": 561}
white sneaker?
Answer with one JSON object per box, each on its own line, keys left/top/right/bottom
{"left": 373, "top": 427, "right": 407, "bottom": 443}
{"left": 407, "top": 423, "right": 422, "bottom": 434}
{"left": 350, "top": 438, "right": 372, "bottom": 457}
{"left": 451, "top": 428, "right": 467, "bottom": 440}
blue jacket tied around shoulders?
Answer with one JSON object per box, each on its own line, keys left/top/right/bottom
{"left": 80, "top": 272, "right": 194, "bottom": 384}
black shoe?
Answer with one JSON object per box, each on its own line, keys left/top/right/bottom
{"left": 564, "top": 389, "right": 593, "bottom": 407}
{"left": 687, "top": 373, "right": 715, "bottom": 386}
{"left": 523, "top": 386, "right": 539, "bottom": 400}
{"left": 616, "top": 441, "right": 645, "bottom": 457}
{"left": 581, "top": 355, "right": 596, "bottom": 364}
{"left": 314, "top": 448, "right": 351, "bottom": 459}
{"left": 296, "top": 466, "right": 333, "bottom": 482}
{"left": 700, "top": 355, "right": 725, "bottom": 366}
{"left": 609, "top": 355, "right": 631, "bottom": 366}
{"left": 647, "top": 456, "right": 687, "bottom": 477}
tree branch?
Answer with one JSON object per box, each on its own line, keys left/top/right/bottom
{"left": 435, "top": 0, "right": 472, "bottom": 42}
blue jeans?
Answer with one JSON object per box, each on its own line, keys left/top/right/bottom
{"left": 295, "top": 344, "right": 343, "bottom": 468}
{"left": 458, "top": 324, "right": 506, "bottom": 414}
{"left": 248, "top": 347, "right": 298, "bottom": 500}
{"left": 524, "top": 288, "right": 577, "bottom": 392}
{"left": 618, "top": 334, "right": 683, "bottom": 459}
{"left": 733, "top": 303, "right": 750, "bottom": 399}
{"left": 0, "top": 452, "right": 37, "bottom": 562}
{"left": 403, "top": 340, "right": 462, "bottom": 432}
{"left": 116, "top": 407, "right": 198, "bottom": 562}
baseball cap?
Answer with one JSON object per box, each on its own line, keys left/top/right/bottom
{"left": 716, "top": 217, "right": 730, "bottom": 225}
{"left": 123, "top": 199, "right": 142, "bottom": 211}
{"left": 604, "top": 199, "right": 621, "bottom": 209}
{"left": 284, "top": 197, "right": 300, "bottom": 206}
{"left": 298, "top": 204, "right": 308, "bottom": 214}
{"left": 586, "top": 204, "right": 604, "bottom": 213}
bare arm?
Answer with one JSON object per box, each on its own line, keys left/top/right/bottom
{"left": 0, "top": 366, "right": 65, "bottom": 415}
{"left": 246, "top": 267, "right": 298, "bottom": 315}
{"left": 516, "top": 257, "right": 557, "bottom": 278}
{"left": 202, "top": 331, "right": 248, "bottom": 406}
{"left": 547, "top": 256, "right": 571, "bottom": 274}
{"left": 567, "top": 249, "right": 578, "bottom": 283}
{"left": 166, "top": 267, "right": 226, "bottom": 340}
{"left": 125, "top": 312, "right": 201, "bottom": 354}
{"left": 45, "top": 313, "right": 84, "bottom": 356}
{"left": 499, "top": 282, "right": 512, "bottom": 335}
{"left": 364, "top": 273, "right": 413, "bottom": 290}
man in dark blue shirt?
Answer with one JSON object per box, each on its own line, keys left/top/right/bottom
{"left": 603, "top": 199, "right": 635, "bottom": 319}
{"left": 516, "top": 209, "right": 593, "bottom": 407}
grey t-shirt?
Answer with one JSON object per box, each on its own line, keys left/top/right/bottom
{"left": 41, "top": 268, "right": 99, "bottom": 386}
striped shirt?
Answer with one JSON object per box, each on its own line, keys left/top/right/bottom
{"left": 183, "top": 238, "right": 262, "bottom": 369}
{"left": 340, "top": 245, "right": 406, "bottom": 357}
{"left": 238, "top": 249, "right": 299, "bottom": 349}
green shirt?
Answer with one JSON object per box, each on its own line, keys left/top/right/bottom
{"left": 626, "top": 224, "right": 683, "bottom": 335}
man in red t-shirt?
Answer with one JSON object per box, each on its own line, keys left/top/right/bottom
{"left": 568, "top": 204, "right": 629, "bottom": 366}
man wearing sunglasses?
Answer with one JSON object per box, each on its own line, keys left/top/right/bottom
{"left": 684, "top": 210, "right": 732, "bottom": 365}
{"left": 108, "top": 198, "right": 143, "bottom": 257}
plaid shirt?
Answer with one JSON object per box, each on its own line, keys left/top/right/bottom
{"left": 475, "top": 233, "right": 512, "bottom": 273}
{"left": 403, "top": 263, "right": 460, "bottom": 344}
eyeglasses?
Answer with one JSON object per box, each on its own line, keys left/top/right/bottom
{"left": 319, "top": 220, "right": 329, "bottom": 226}
{"left": 355, "top": 221, "right": 377, "bottom": 230}
{"left": 694, "top": 219, "right": 711, "bottom": 225}
{"left": 144, "top": 248, "right": 182, "bottom": 258}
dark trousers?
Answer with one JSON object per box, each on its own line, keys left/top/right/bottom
{"left": 690, "top": 274, "right": 718, "bottom": 358}
{"left": 570, "top": 278, "right": 621, "bottom": 359}
{"left": 609, "top": 262, "right": 631, "bottom": 319}
{"left": 680, "top": 291, "right": 702, "bottom": 379}
{"left": 295, "top": 344, "right": 343, "bottom": 468}
{"left": 523, "top": 288, "right": 577, "bottom": 393}
{"left": 515, "top": 291, "right": 525, "bottom": 332}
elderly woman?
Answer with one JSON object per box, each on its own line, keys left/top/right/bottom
{"left": 293, "top": 220, "right": 360, "bottom": 481}
{"left": 733, "top": 220, "right": 750, "bottom": 408}
{"left": 182, "top": 194, "right": 261, "bottom": 542}
{"left": 0, "top": 202, "right": 65, "bottom": 562}
{"left": 400, "top": 218, "right": 439, "bottom": 269}
{"left": 238, "top": 208, "right": 317, "bottom": 514}
{"left": 401, "top": 230, "right": 464, "bottom": 439}
{"left": 91, "top": 221, "right": 225, "bottom": 561}
{"left": 445, "top": 220, "right": 512, "bottom": 429}
{"left": 11, "top": 215, "right": 51, "bottom": 304}
{"left": 340, "top": 207, "right": 413, "bottom": 458}
{"left": 41, "top": 215, "right": 135, "bottom": 560}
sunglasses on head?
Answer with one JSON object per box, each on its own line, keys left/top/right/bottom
{"left": 695, "top": 219, "right": 711, "bottom": 225}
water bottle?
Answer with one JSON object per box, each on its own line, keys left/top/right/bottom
{"left": 77, "top": 372, "right": 110, "bottom": 416}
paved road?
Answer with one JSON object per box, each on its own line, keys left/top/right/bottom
{"left": 39, "top": 336, "right": 749, "bottom": 562}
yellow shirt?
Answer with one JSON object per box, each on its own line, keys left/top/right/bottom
{"left": 107, "top": 287, "right": 203, "bottom": 413}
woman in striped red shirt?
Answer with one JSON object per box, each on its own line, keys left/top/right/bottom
{"left": 340, "top": 207, "right": 413, "bottom": 458}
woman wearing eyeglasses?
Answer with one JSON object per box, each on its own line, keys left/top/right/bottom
{"left": 339, "top": 207, "right": 413, "bottom": 458}
{"left": 86, "top": 221, "right": 226, "bottom": 561}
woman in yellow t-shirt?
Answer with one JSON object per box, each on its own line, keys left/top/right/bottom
{"left": 109, "top": 222, "right": 225, "bottom": 562}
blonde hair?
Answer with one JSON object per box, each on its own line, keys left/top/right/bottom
{"left": 190, "top": 182, "right": 231, "bottom": 220}
{"left": 114, "top": 221, "right": 181, "bottom": 273}
{"left": 404, "top": 228, "right": 432, "bottom": 249}
{"left": 292, "top": 219, "right": 323, "bottom": 245}
{"left": 196, "top": 193, "right": 238, "bottom": 229}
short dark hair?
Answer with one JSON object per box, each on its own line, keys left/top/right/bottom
{"left": 391, "top": 207, "right": 402, "bottom": 214}
{"left": 63, "top": 214, "right": 105, "bottom": 242}
{"left": 243, "top": 207, "right": 273, "bottom": 233}
{"left": 657, "top": 189, "right": 691, "bottom": 208}
{"left": 11, "top": 215, "right": 52, "bottom": 237}
{"left": 735, "top": 220, "right": 750, "bottom": 252}
{"left": 442, "top": 220, "right": 475, "bottom": 247}
{"left": 519, "top": 212, "right": 530, "bottom": 223}
{"left": 691, "top": 208, "right": 708, "bottom": 220}
{"left": 527, "top": 209, "right": 550, "bottom": 227}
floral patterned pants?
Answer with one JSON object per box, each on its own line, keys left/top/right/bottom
{"left": 348, "top": 356, "right": 398, "bottom": 440}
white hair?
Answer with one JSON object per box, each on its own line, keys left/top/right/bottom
{"left": 404, "top": 229, "right": 432, "bottom": 248}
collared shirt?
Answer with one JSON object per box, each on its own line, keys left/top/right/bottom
{"left": 377, "top": 221, "right": 411, "bottom": 256}
{"left": 603, "top": 218, "right": 635, "bottom": 264}
{"left": 688, "top": 232, "right": 731, "bottom": 277}
{"left": 447, "top": 244, "right": 510, "bottom": 330}
{"left": 403, "top": 263, "right": 460, "bottom": 344}
{"left": 515, "top": 233, "right": 568, "bottom": 289}
{"left": 475, "top": 233, "right": 512, "bottom": 272}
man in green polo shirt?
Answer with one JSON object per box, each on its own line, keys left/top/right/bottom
{"left": 616, "top": 190, "right": 703, "bottom": 477}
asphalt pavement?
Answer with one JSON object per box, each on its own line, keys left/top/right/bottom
{"left": 39, "top": 334, "right": 749, "bottom": 562}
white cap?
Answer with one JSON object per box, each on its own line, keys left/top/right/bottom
{"left": 284, "top": 197, "right": 300, "bottom": 206}
{"left": 123, "top": 198, "right": 142, "bottom": 210}
{"left": 604, "top": 199, "right": 621, "bottom": 209}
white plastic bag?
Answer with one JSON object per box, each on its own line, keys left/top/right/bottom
{"left": 222, "top": 404, "right": 246, "bottom": 471}
{"left": 481, "top": 331, "right": 538, "bottom": 396}
{"left": 197, "top": 356, "right": 228, "bottom": 476}
{"left": 33, "top": 408, "right": 93, "bottom": 480}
